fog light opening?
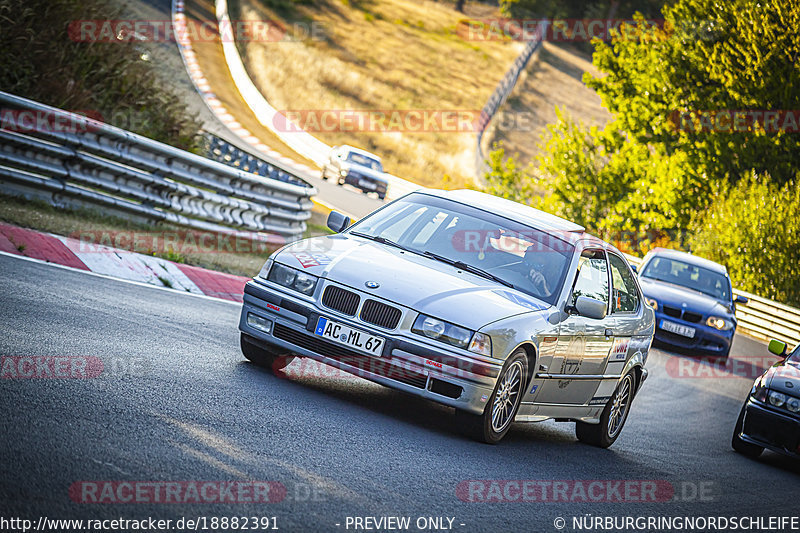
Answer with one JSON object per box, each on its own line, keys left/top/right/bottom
{"left": 247, "top": 313, "right": 273, "bottom": 333}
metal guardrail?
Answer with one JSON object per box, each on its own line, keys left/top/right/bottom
{"left": 204, "top": 134, "right": 309, "bottom": 188}
{"left": 0, "top": 92, "right": 316, "bottom": 242}
{"left": 624, "top": 255, "right": 800, "bottom": 350}
{"left": 730, "top": 290, "right": 800, "bottom": 349}
{"left": 475, "top": 23, "right": 546, "bottom": 178}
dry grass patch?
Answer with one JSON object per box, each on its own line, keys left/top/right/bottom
{"left": 485, "top": 42, "right": 612, "bottom": 169}
{"left": 235, "top": 0, "right": 523, "bottom": 187}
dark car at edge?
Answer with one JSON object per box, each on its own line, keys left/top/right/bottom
{"left": 732, "top": 339, "right": 800, "bottom": 460}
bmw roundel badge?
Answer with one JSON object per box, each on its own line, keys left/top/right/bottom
{"left": 365, "top": 281, "right": 380, "bottom": 289}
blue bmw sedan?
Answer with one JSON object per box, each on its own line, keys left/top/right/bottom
{"left": 637, "top": 248, "right": 747, "bottom": 359}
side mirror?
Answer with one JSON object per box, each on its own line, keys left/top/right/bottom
{"left": 574, "top": 296, "right": 607, "bottom": 320}
{"left": 768, "top": 339, "right": 787, "bottom": 357}
{"left": 630, "top": 264, "right": 638, "bottom": 273}
{"left": 326, "top": 211, "right": 351, "bottom": 233}
{"left": 733, "top": 294, "right": 749, "bottom": 305}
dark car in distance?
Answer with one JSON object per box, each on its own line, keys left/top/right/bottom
{"left": 732, "top": 339, "right": 800, "bottom": 460}
{"left": 638, "top": 248, "right": 747, "bottom": 359}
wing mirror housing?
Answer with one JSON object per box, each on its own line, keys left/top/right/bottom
{"left": 768, "top": 339, "right": 787, "bottom": 358}
{"left": 326, "top": 211, "right": 351, "bottom": 233}
{"left": 574, "top": 296, "right": 607, "bottom": 320}
{"left": 733, "top": 294, "right": 749, "bottom": 305}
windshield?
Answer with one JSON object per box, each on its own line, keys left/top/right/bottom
{"left": 347, "top": 152, "right": 383, "bottom": 172}
{"left": 788, "top": 345, "right": 800, "bottom": 363}
{"left": 347, "top": 193, "right": 574, "bottom": 305}
{"left": 641, "top": 256, "right": 731, "bottom": 301}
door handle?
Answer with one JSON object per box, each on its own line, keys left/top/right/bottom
{"left": 604, "top": 328, "right": 613, "bottom": 337}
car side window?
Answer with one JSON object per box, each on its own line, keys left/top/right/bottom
{"left": 570, "top": 249, "right": 609, "bottom": 307}
{"left": 609, "top": 253, "right": 640, "bottom": 313}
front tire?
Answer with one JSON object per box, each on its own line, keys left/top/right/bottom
{"left": 455, "top": 349, "right": 527, "bottom": 444}
{"left": 731, "top": 405, "right": 763, "bottom": 458}
{"left": 240, "top": 334, "right": 293, "bottom": 372}
{"left": 576, "top": 371, "right": 635, "bottom": 448}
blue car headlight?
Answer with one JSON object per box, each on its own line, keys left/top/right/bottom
{"left": 706, "top": 316, "right": 734, "bottom": 331}
{"left": 266, "top": 263, "right": 318, "bottom": 296}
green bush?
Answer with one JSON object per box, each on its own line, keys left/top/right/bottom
{"left": 0, "top": 0, "right": 202, "bottom": 151}
{"left": 688, "top": 174, "right": 800, "bottom": 308}
{"left": 483, "top": 145, "right": 538, "bottom": 204}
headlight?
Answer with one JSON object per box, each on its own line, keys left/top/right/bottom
{"left": 645, "top": 297, "right": 658, "bottom": 310}
{"left": 340, "top": 169, "right": 348, "bottom": 176}
{"left": 267, "top": 263, "right": 318, "bottom": 296}
{"left": 419, "top": 316, "right": 446, "bottom": 339}
{"left": 787, "top": 396, "right": 800, "bottom": 413}
{"left": 768, "top": 391, "right": 787, "bottom": 408}
{"left": 751, "top": 377, "right": 768, "bottom": 402}
{"left": 706, "top": 316, "right": 734, "bottom": 330}
{"left": 412, "top": 314, "right": 489, "bottom": 355}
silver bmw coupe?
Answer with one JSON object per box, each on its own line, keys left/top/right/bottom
{"left": 239, "top": 189, "right": 655, "bottom": 447}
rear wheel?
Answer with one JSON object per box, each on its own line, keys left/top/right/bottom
{"left": 455, "top": 350, "right": 527, "bottom": 444}
{"left": 731, "top": 405, "right": 763, "bottom": 458}
{"left": 240, "top": 334, "right": 293, "bottom": 372}
{"left": 576, "top": 371, "right": 635, "bottom": 448}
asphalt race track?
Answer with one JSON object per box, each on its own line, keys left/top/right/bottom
{"left": 1, "top": 253, "right": 798, "bottom": 532}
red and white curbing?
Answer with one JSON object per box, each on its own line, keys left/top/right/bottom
{"left": 0, "top": 223, "right": 248, "bottom": 302}
{"left": 171, "top": 0, "right": 316, "bottom": 174}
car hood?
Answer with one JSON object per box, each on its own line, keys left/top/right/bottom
{"left": 639, "top": 277, "right": 731, "bottom": 316}
{"left": 275, "top": 235, "right": 551, "bottom": 330}
{"left": 765, "top": 360, "right": 800, "bottom": 397}
{"left": 342, "top": 164, "right": 387, "bottom": 182}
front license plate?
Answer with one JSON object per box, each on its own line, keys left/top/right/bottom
{"left": 660, "top": 319, "right": 696, "bottom": 338}
{"left": 358, "top": 179, "right": 376, "bottom": 190}
{"left": 314, "top": 317, "right": 384, "bottom": 356}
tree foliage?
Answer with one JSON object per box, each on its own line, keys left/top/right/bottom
{"left": 0, "top": 0, "right": 202, "bottom": 151}
{"left": 486, "top": 0, "right": 800, "bottom": 304}
{"left": 483, "top": 146, "right": 537, "bottom": 204}
{"left": 688, "top": 174, "right": 800, "bottom": 306}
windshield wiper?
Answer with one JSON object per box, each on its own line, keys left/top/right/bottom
{"left": 350, "top": 231, "right": 411, "bottom": 252}
{"left": 423, "top": 251, "right": 514, "bottom": 288}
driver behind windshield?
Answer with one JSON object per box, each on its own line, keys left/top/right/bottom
{"left": 523, "top": 247, "right": 555, "bottom": 298}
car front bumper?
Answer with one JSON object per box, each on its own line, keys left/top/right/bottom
{"left": 739, "top": 398, "right": 800, "bottom": 458}
{"left": 238, "top": 280, "right": 502, "bottom": 414}
{"left": 343, "top": 174, "right": 387, "bottom": 195}
{"left": 653, "top": 312, "right": 734, "bottom": 355}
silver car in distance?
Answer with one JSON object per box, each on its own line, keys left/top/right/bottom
{"left": 239, "top": 189, "right": 655, "bottom": 447}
